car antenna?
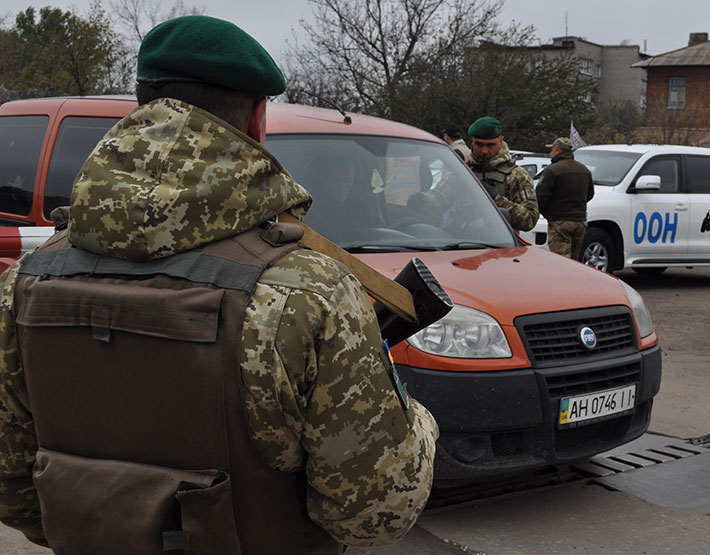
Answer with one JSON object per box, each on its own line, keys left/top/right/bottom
{"left": 302, "top": 92, "right": 352, "bottom": 124}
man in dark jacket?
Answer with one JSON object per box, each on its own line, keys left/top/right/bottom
{"left": 536, "top": 137, "right": 595, "bottom": 259}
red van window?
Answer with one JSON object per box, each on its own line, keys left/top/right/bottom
{"left": 44, "top": 117, "right": 119, "bottom": 220}
{"left": 0, "top": 115, "right": 48, "bottom": 217}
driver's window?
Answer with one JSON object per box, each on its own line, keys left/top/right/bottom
{"left": 637, "top": 157, "right": 679, "bottom": 193}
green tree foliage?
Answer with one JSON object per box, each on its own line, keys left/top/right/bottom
{"left": 285, "top": 0, "right": 597, "bottom": 151}
{"left": 457, "top": 43, "right": 597, "bottom": 150}
{"left": 0, "top": 2, "right": 132, "bottom": 97}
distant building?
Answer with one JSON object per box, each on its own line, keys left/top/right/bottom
{"left": 633, "top": 33, "right": 710, "bottom": 128}
{"left": 527, "top": 36, "right": 649, "bottom": 108}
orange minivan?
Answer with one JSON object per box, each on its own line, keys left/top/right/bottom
{"left": 0, "top": 97, "right": 661, "bottom": 485}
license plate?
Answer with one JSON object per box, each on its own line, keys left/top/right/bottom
{"left": 559, "top": 384, "right": 636, "bottom": 426}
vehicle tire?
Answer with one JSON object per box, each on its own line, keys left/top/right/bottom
{"left": 579, "top": 228, "right": 615, "bottom": 273}
{"left": 633, "top": 266, "right": 667, "bottom": 275}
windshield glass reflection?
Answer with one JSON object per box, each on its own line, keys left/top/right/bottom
{"left": 574, "top": 150, "right": 642, "bottom": 186}
{"left": 266, "top": 134, "right": 516, "bottom": 251}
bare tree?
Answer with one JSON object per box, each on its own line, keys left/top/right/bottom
{"left": 109, "top": 0, "right": 204, "bottom": 46}
{"left": 646, "top": 96, "right": 710, "bottom": 145}
{"left": 582, "top": 98, "right": 644, "bottom": 145}
{"left": 286, "top": 0, "right": 504, "bottom": 119}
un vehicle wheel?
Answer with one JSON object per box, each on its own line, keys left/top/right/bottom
{"left": 580, "top": 228, "right": 615, "bottom": 272}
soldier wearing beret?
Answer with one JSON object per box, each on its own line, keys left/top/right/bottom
{"left": 536, "top": 137, "right": 595, "bottom": 259}
{"left": 467, "top": 117, "right": 539, "bottom": 232}
{"left": 0, "top": 15, "right": 437, "bottom": 554}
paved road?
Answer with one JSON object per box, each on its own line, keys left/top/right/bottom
{"left": 616, "top": 267, "right": 710, "bottom": 439}
{"left": 3, "top": 267, "right": 709, "bottom": 553}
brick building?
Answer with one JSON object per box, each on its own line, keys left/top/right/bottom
{"left": 633, "top": 33, "right": 710, "bottom": 131}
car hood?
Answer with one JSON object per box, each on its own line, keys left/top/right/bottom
{"left": 357, "top": 245, "right": 630, "bottom": 326}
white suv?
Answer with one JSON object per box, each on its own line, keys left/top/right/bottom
{"left": 511, "top": 152, "right": 550, "bottom": 185}
{"left": 521, "top": 144, "right": 710, "bottom": 273}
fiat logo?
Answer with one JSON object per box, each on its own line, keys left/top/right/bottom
{"left": 579, "top": 326, "right": 597, "bottom": 350}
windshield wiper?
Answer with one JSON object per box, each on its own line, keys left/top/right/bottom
{"left": 344, "top": 242, "right": 498, "bottom": 252}
{"left": 442, "top": 241, "right": 500, "bottom": 250}
{"left": 343, "top": 244, "right": 434, "bottom": 253}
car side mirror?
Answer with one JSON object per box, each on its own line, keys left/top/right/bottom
{"left": 633, "top": 175, "right": 661, "bottom": 191}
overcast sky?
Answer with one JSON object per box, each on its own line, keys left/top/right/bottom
{"left": 5, "top": 0, "right": 710, "bottom": 66}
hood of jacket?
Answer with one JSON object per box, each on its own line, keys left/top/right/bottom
{"left": 470, "top": 141, "right": 514, "bottom": 171}
{"left": 68, "top": 98, "right": 312, "bottom": 260}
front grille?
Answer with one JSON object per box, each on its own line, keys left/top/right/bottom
{"left": 545, "top": 363, "right": 641, "bottom": 398}
{"left": 490, "top": 430, "right": 526, "bottom": 457}
{"left": 516, "top": 307, "right": 637, "bottom": 367}
{"left": 555, "top": 415, "right": 632, "bottom": 457}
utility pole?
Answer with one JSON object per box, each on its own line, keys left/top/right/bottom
{"left": 565, "top": 11, "right": 568, "bottom": 36}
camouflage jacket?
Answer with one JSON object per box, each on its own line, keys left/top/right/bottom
{"left": 468, "top": 142, "right": 539, "bottom": 231}
{"left": 0, "top": 98, "right": 438, "bottom": 548}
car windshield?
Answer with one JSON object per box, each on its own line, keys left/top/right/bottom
{"left": 266, "top": 134, "right": 516, "bottom": 251}
{"left": 574, "top": 149, "right": 642, "bottom": 186}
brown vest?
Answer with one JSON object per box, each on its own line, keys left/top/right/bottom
{"left": 14, "top": 223, "right": 342, "bottom": 555}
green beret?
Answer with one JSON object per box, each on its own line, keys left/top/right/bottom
{"left": 468, "top": 117, "right": 503, "bottom": 139}
{"left": 137, "top": 15, "right": 286, "bottom": 96}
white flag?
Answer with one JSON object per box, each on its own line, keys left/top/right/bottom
{"left": 570, "top": 121, "right": 587, "bottom": 150}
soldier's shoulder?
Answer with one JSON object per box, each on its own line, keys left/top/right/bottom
{"left": 510, "top": 164, "right": 534, "bottom": 184}
{"left": 261, "top": 248, "right": 352, "bottom": 296}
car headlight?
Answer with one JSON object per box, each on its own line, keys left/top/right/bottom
{"left": 620, "top": 280, "right": 654, "bottom": 338}
{"left": 407, "top": 305, "right": 512, "bottom": 358}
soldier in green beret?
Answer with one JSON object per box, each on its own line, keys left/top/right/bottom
{"left": 0, "top": 15, "right": 437, "bottom": 554}
{"left": 467, "top": 116, "right": 539, "bottom": 231}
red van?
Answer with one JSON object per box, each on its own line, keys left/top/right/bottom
{"left": 0, "top": 97, "right": 661, "bottom": 485}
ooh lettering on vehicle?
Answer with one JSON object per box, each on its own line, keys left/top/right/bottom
{"left": 633, "top": 211, "right": 678, "bottom": 244}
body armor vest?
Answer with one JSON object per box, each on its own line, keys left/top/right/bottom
{"left": 473, "top": 160, "right": 516, "bottom": 199}
{"left": 14, "top": 223, "right": 342, "bottom": 555}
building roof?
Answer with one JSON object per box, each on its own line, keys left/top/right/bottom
{"left": 633, "top": 40, "right": 710, "bottom": 67}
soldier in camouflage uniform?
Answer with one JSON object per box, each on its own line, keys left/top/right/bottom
{"left": 536, "top": 137, "right": 594, "bottom": 259}
{"left": 467, "top": 117, "right": 539, "bottom": 232}
{"left": 0, "top": 16, "right": 437, "bottom": 554}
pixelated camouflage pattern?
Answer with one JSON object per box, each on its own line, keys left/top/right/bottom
{"left": 0, "top": 263, "right": 47, "bottom": 546}
{"left": 0, "top": 98, "right": 438, "bottom": 548}
{"left": 548, "top": 220, "right": 588, "bottom": 260}
{"left": 243, "top": 249, "right": 437, "bottom": 546}
{"left": 68, "top": 98, "right": 312, "bottom": 260}
{"left": 469, "top": 142, "right": 539, "bottom": 231}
